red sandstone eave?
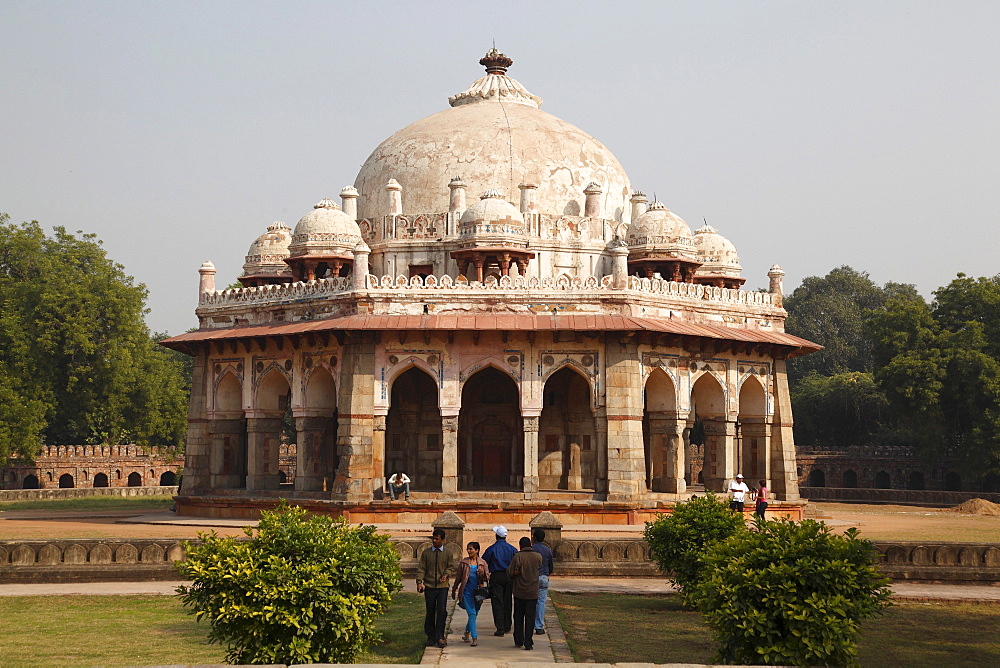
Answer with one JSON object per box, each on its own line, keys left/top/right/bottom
{"left": 158, "top": 314, "right": 822, "bottom": 358}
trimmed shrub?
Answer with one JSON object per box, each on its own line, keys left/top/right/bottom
{"left": 694, "top": 519, "right": 892, "bottom": 667}
{"left": 643, "top": 493, "right": 746, "bottom": 605}
{"left": 176, "top": 503, "right": 402, "bottom": 665}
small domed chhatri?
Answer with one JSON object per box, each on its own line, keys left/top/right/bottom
{"left": 162, "top": 50, "right": 820, "bottom": 523}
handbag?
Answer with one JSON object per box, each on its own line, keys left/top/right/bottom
{"left": 473, "top": 584, "right": 490, "bottom": 601}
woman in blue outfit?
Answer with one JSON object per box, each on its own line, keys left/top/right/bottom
{"left": 451, "top": 541, "right": 490, "bottom": 646}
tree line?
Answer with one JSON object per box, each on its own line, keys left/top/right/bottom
{"left": 0, "top": 214, "right": 189, "bottom": 464}
{"left": 784, "top": 265, "right": 1000, "bottom": 482}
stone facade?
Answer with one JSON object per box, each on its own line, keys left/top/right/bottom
{"left": 0, "top": 445, "right": 183, "bottom": 490}
{"left": 162, "top": 51, "right": 819, "bottom": 518}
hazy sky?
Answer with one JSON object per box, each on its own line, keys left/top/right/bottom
{"left": 2, "top": 1, "right": 998, "bottom": 335}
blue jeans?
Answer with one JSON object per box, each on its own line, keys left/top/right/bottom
{"left": 535, "top": 574, "right": 549, "bottom": 630}
{"left": 390, "top": 482, "right": 410, "bottom": 499}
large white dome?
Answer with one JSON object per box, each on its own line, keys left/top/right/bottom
{"left": 354, "top": 50, "right": 632, "bottom": 222}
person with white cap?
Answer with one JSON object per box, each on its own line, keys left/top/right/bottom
{"left": 729, "top": 474, "right": 749, "bottom": 513}
{"left": 482, "top": 525, "right": 517, "bottom": 636}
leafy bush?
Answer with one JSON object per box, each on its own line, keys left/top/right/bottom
{"left": 176, "top": 504, "right": 402, "bottom": 665}
{"left": 693, "top": 519, "right": 892, "bottom": 667}
{"left": 643, "top": 493, "right": 746, "bottom": 605}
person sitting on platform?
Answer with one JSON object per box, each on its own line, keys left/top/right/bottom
{"left": 388, "top": 471, "right": 411, "bottom": 500}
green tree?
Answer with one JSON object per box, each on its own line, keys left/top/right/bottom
{"left": 643, "top": 493, "right": 746, "bottom": 606}
{"left": 177, "top": 504, "right": 403, "bottom": 665}
{"left": 0, "top": 214, "right": 188, "bottom": 457}
{"left": 0, "top": 367, "right": 47, "bottom": 462}
{"left": 931, "top": 273, "right": 1000, "bottom": 358}
{"left": 694, "top": 519, "right": 892, "bottom": 667}
{"left": 790, "top": 372, "right": 891, "bottom": 447}
{"left": 783, "top": 266, "right": 920, "bottom": 384}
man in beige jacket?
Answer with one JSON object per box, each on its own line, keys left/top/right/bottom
{"left": 507, "top": 536, "right": 543, "bottom": 651}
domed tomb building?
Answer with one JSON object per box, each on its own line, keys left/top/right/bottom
{"left": 162, "top": 50, "right": 819, "bottom": 520}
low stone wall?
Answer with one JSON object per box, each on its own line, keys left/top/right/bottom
{"left": 0, "top": 539, "right": 185, "bottom": 583}
{"left": 801, "top": 486, "right": 1000, "bottom": 506}
{"left": 0, "top": 486, "right": 178, "bottom": 502}
{"left": 875, "top": 541, "right": 1000, "bottom": 583}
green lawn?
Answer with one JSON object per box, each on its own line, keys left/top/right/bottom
{"left": 0, "top": 495, "right": 175, "bottom": 512}
{"left": 551, "top": 592, "right": 1000, "bottom": 667}
{"left": 0, "top": 593, "right": 425, "bottom": 666}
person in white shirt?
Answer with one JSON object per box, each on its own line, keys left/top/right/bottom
{"left": 388, "top": 471, "right": 411, "bottom": 500}
{"left": 728, "top": 473, "right": 749, "bottom": 512}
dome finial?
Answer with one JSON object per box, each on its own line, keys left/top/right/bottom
{"left": 480, "top": 47, "right": 513, "bottom": 75}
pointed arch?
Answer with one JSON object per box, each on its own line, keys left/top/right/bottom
{"left": 386, "top": 357, "right": 440, "bottom": 393}
{"left": 539, "top": 366, "right": 597, "bottom": 491}
{"left": 691, "top": 372, "right": 726, "bottom": 418}
{"left": 458, "top": 367, "right": 522, "bottom": 490}
{"left": 385, "top": 366, "right": 443, "bottom": 492}
{"left": 643, "top": 368, "right": 684, "bottom": 492}
{"left": 737, "top": 374, "right": 769, "bottom": 482}
{"left": 737, "top": 375, "right": 767, "bottom": 417}
{"left": 214, "top": 372, "right": 243, "bottom": 414}
{"left": 255, "top": 368, "right": 291, "bottom": 412}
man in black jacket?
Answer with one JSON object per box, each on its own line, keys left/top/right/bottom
{"left": 416, "top": 528, "right": 455, "bottom": 648}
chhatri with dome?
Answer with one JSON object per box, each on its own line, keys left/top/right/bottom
{"left": 162, "top": 49, "right": 819, "bottom": 521}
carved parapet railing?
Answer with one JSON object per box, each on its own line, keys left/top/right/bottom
{"left": 801, "top": 487, "right": 1000, "bottom": 506}
{"left": 198, "top": 276, "right": 352, "bottom": 307}
{"left": 0, "top": 539, "right": 187, "bottom": 584}
{"left": 13, "top": 444, "right": 179, "bottom": 460}
{"left": 874, "top": 541, "right": 1000, "bottom": 582}
{"left": 551, "top": 538, "right": 657, "bottom": 576}
{"left": 0, "top": 486, "right": 178, "bottom": 501}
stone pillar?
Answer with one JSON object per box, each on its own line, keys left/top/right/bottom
{"left": 449, "top": 176, "right": 467, "bottom": 213}
{"left": 630, "top": 191, "right": 648, "bottom": 222}
{"left": 386, "top": 179, "right": 403, "bottom": 216}
{"left": 208, "top": 418, "right": 247, "bottom": 489}
{"left": 441, "top": 414, "right": 459, "bottom": 494}
{"left": 584, "top": 182, "right": 602, "bottom": 218}
{"left": 372, "top": 413, "right": 387, "bottom": 497}
{"left": 529, "top": 511, "right": 563, "bottom": 547}
{"left": 522, "top": 414, "right": 540, "bottom": 495}
{"left": 770, "top": 359, "right": 800, "bottom": 500}
{"left": 352, "top": 241, "right": 370, "bottom": 290}
{"left": 567, "top": 441, "right": 583, "bottom": 490}
{"left": 181, "top": 348, "right": 211, "bottom": 492}
{"left": 198, "top": 261, "right": 216, "bottom": 302}
{"left": 768, "top": 264, "right": 785, "bottom": 308}
{"left": 332, "top": 334, "right": 377, "bottom": 501}
{"left": 595, "top": 407, "right": 609, "bottom": 494}
{"left": 604, "top": 335, "right": 646, "bottom": 500}
{"left": 340, "top": 185, "right": 359, "bottom": 220}
{"left": 294, "top": 414, "right": 335, "bottom": 492}
{"left": 610, "top": 240, "right": 629, "bottom": 289}
{"left": 519, "top": 182, "right": 538, "bottom": 214}
{"left": 702, "top": 418, "right": 736, "bottom": 493}
{"left": 432, "top": 511, "right": 466, "bottom": 552}
{"left": 245, "top": 414, "right": 282, "bottom": 491}
{"left": 741, "top": 419, "right": 771, "bottom": 489}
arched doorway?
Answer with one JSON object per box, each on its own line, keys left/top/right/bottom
{"left": 94, "top": 472, "right": 109, "bottom": 487}
{"left": 737, "top": 376, "right": 768, "bottom": 483}
{"left": 874, "top": 470, "right": 891, "bottom": 489}
{"left": 539, "top": 367, "right": 596, "bottom": 491}
{"left": 22, "top": 474, "right": 39, "bottom": 489}
{"left": 385, "top": 367, "right": 443, "bottom": 492}
{"left": 642, "top": 368, "right": 684, "bottom": 492}
{"left": 295, "top": 367, "right": 339, "bottom": 492}
{"left": 210, "top": 372, "right": 247, "bottom": 489}
{"left": 159, "top": 471, "right": 176, "bottom": 486}
{"left": 458, "top": 367, "right": 522, "bottom": 490}
{"left": 944, "top": 471, "right": 961, "bottom": 491}
{"left": 690, "top": 373, "right": 729, "bottom": 492}
{"left": 127, "top": 472, "right": 142, "bottom": 487}
{"left": 59, "top": 474, "right": 74, "bottom": 488}
{"left": 248, "top": 368, "right": 291, "bottom": 490}
{"left": 907, "top": 471, "right": 925, "bottom": 490}
{"left": 808, "top": 469, "right": 825, "bottom": 487}
{"left": 842, "top": 470, "right": 858, "bottom": 488}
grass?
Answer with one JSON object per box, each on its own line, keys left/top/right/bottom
{"left": 551, "top": 592, "right": 1000, "bottom": 667}
{"left": 0, "top": 592, "right": 426, "bottom": 666}
{"left": 0, "top": 495, "right": 175, "bottom": 513}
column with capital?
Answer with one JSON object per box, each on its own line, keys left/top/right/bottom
{"left": 441, "top": 414, "right": 459, "bottom": 494}
{"left": 523, "top": 414, "right": 540, "bottom": 495}
{"left": 372, "top": 413, "right": 387, "bottom": 496}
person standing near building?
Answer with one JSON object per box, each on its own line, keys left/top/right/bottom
{"left": 387, "top": 470, "right": 411, "bottom": 500}
{"left": 507, "top": 536, "right": 542, "bottom": 651}
{"left": 755, "top": 479, "right": 769, "bottom": 520}
{"left": 482, "top": 525, "right": 517, "bottom": 637}
{"left": 451, "top": 541, "right": 490, "bottom": 646}
{"left": 416, "top": 528, "right": 455, "bottom": 648}
{"left": 729, "top": 473, "right": 749, "bottom": 512}
{"left": 531, "top": 528, "right": 554, "bottom": 635}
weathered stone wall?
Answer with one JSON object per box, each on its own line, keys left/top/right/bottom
{"left": 801, "top": 486, "right": 1000, "bottom": 506}
{"left": 0, "top": 486, "right": 177, "bottom": 502}
{"left": 1, "top": 445, "right": 183, "bottom": 491}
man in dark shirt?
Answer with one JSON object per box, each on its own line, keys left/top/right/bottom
{"left": 507, "top": 536, "right": 543, "bottom": 650}
{"left": 416, "top": 528, "right": 455, "bottom": 648}
{"left": 532, "top": 528, "right": 555, "bottom": 635}
{"left": 481, "top": 525, "right": 517, "bottom": 636}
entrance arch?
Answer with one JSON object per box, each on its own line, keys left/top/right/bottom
{"left": 737, "top": 376, "right": 769, "bottom": 484}
{"left": 22, "top": 474, "right": 39, "bottom": 489}
{"left": 539, "top": 367, "right": 596, "bottom": 491}
{"left": 127, "top": 472, "right": 142, "bottom": 487}
{"left": 295, "top": 367, "right": 339, "bottom": 491}
{"left": 59, "top": 474, "right": 74, "bottom": 488}
{"left": 158, "top": 471, "right": 175, "bottom": 486}
{"left": 385, "top": 367, "right": 443, "bottom": 492}
{"left": 642, "top": 369, "right": 684, "bottom": 493}
{"left": 247, "top": 368, "right": 291, "bottom": 490}
{"left": 458, "top": 367, "right": 522, "bottom": 490}
{"left": 209, "top": 372, "right": 247, "bottom": 490}
{"left": 94, "top": 472, "right": 109, "bottom": 487}
{"left": 691, "top": 373, "right": 731, "bottom": 492}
